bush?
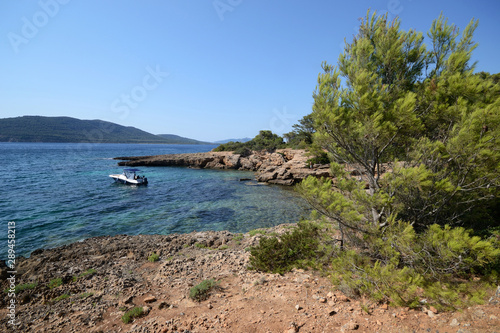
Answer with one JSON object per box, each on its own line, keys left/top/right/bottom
{"left": 248, "top": 222, "right": 320, "bottom": 274}
{"left": 417, "top": 224, "right": 500, "bottom": 277}
{"left": 148, "top": 252, "right": 159, "bottom": 262}
{"left": 48, "top": 278, "right": 63, "bottom": 289}
{"left": 122, "top": 306, "right": 144, "bottom": 324}
{"left": 4, "top": 282, "right": 37, "bottom": 294}
{"left": 329, "top": 222, "right": 500, "bottom": 309}
{"left": 53, "top": 294, "right": 70, "bottom": 303}
{"left": 233, "top": 233, "right": 244, "bottom": 241}
{"left": 72, "top": 268, "right": 97, "bottom": 282}
{"left": 306, "top": 152, "right": 330, "bottom": 165}
{"left": 189, "top": 279, "right": 219, "bottom": 301}
{"left": 331, "top": 250, "right": 423, "bottom": 307}
{"left": 234, "top": 146, "right": 252, "bottom": 157}
{"left": 248, "top": 229, "right": 266, "bottom": 236}
{"left": 79, "top": 292, "right": 94, "bottom": 299}
{"left": 213, "top": 130, "right": 286, "bottom": 154}
{"left": 213, "top": 141, "right": 246, "bottom": 152}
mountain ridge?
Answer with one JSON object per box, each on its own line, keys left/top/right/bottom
{"left": 0, "top": 116, "right": 210, "bottom": 144}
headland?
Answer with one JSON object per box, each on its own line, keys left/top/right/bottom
{"left": 115, "top": 149, "right": 332, "bottom": 185}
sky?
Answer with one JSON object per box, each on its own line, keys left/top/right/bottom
{"left": 1, "top": 0, "right": 499, "bottom": 142}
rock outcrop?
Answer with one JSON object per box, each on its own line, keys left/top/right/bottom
{"left": 115, "top": 149, "right": 331, "bottom": 185}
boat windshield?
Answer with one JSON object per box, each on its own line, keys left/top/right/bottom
{"left": 123, "top": 168, "right": 140, "bottom": 179}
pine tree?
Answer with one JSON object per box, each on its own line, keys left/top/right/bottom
{"left": 296, "top": 11, "right": 499, "bottom": 307}
{"left": 300, "top": 11, "right": 499, "bottom": 240}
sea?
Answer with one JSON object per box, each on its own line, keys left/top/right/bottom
{"left": 1, "top": 142, "right": 310, "bottom": 260}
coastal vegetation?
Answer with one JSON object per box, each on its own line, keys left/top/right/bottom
{"left": 48, "top": 278, "right": 63, "bottom": 289}
{"left": 283, "top": 114, "right": 315, "bottom": 148}
{"left": 72, "top": 268, "right": 97, "bottom": 282}
{"left": 248, "top": 229, "right": 267, "bottom": 237}
{"left": 53, "top": 294, "right": 70, "bottom": 303}
{"left": 79, "top": 292, "right": 94, "bottom": 299}
{"left": 213, "top": 130, "right": 286, "bottom": 155}
{"left": 250, "top": 11, "right": 500, "bottom": 309}
{"left": 248, "top": 221, "right": 320, "bottom": 274}
{"left": 4, "top": 282, "right": 37, "bottom": 294}
{"left": 147, "top": 252, "right": 160, "bottom": 262}
{"left": 121, "top": 306, "right": 144, "bottom": 324}
{"left": 189, "top": 278, "right": 219, "bottom": 301}
{"left": 213, "top": 119, "right": 330, "bottom": 164}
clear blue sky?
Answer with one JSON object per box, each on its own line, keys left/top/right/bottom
{"left": 1, "top": 0, "right": 499, "bottom": 142}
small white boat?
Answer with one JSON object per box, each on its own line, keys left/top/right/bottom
{"left": 109, "top": 168, "right": 148, "bottom": 185}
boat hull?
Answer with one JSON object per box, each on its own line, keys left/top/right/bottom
{"left": 109, "top": 174, "right": 148, "bottom": 186}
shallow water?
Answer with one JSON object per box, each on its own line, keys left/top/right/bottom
{"left": 1, "top": 142, "right": 310, "bottom": 259}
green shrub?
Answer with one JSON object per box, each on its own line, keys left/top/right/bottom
{"left": 234, "top": 146, "right": 252, "bottom": 156}
{"left": 248, "top": 222, "right": 320, "bottom": 274}
{"left": 306, "top": 152, "right": 330, "bottom": 165}
{"left": 233, "top": 233, "right": 244, "bottom": 241}
{"left": 121, "top": 306, "right": 144, "bottom": 324}
{"left": 329, "top": 222, "right": 500, "bottom": 309}
{"left": 5, "top": 282, "right": 37, "bottom": 294}
{"left": 53, "top": 294, "right": 70, "bottom": 302}
{"left": 148, "top": 252, "right": 160, "bottom": 262}
{"left": 79, "top": 292, "right": 94, "bottom": 299}
{"left": 248, "top": 229, "right": 266, "bottom": 237}
{"left": 72, "top": 269, "right": 97, "bottom": 282}
{"left": 189, "top": 279, "right": 219, "bottom": 301}
{"left": 48, "top": 278, "right": 63, "bottom": 289}
{"left": 417, "top": 224, "right": 500, "bottom": 277}
{"left": 213, "top": 130, "right": 286, "bottom": 154}
{"left": 218, "top": 245, "right": 229, "bottom": 250}
{"left": 331, "top": 250, "right": 423, "bottom": 308}
{"left": 195, "top": 243, "right": 207, "bottom": 249}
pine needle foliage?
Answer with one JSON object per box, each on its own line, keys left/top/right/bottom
{"left": 189, "top": 279, "right": 219, "bottom": 302}
{"left": 121, "top": 307, "right": 144, "bottom": 324}
{"left": 295, "top": 10, "right": 499, "bottom": 309}
{"left": 248, "top": 221, "right": 321, "bottom": 274}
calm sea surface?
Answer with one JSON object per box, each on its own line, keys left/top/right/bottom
{"left": 1, "top": 142, "right": 310, "bottom": 260}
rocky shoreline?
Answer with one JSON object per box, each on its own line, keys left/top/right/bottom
{"left": 115, "top": 149, "right": 331, "bottom": 185}
{"left": 1, "top": 226, "right": 499, "bottom": 332}
{"left": 2, "top": 150, "right": 498, "bottom": 332}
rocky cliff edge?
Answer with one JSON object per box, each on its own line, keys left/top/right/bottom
{"left": 115, "top": 149, "right": 332, "bottom": 185}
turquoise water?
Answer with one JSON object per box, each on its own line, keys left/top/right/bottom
{"left": 0, "top": 143, "right": 309, "bottom": 259}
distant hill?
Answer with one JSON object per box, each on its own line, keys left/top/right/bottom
{"left": 0, "top": 116, "right": 208, "bottom": 144}
{"left": 157, "top": 134, "right": 212, "bottom": 145}
{"left": 214, "top": 137, "right": 252, "bottom": 144}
